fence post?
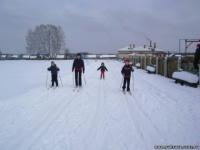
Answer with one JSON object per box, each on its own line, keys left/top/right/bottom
{"left": 156, "top": 57, "right": 158, "bottom": 74}
{"left": 144, "top": 55, "right": 147, "bottom": 69}
{"left": 134, "top": 56, "right": 136, "bottom": 65}
{"left": 177, "top": 56, "right": 181, "bottom": 70}
{"left": 137, "top": 56, "right": 139, "bottom": 66}
{"left": 150, "top": 56, "right": 152, "bottom": 65}
{"left": 164, "top": 56, "right": 168, "bottom": 77}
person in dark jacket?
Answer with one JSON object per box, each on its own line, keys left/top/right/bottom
{"left": 193, "top": 44, "right": 200, "bottom": 70}
{"left": 97, "top": 62, "right": 108, "bottom": 79}
{"left": 47, "top": 61, "right": 60, "bottom": 87}
{"left": 72, "top": 53, "right": 85, "bottom": 87}
{"left": 121, "top": 59, "right": 134, "bottom": 92}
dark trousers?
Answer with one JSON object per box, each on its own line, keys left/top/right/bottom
{"left": 122, "top": 77, "right": 130, "bottom": 91}
{"left": 52, "top": 74, "right": 58, "bottom": 87}
{"left": 75, "top": 70, "right": 82, "bottom": 87}
{"left": 100, "top": 71, "right": 105, "bottom": 79}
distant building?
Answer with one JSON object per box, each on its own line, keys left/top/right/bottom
{"left": 99, "top": 54, "right": 117, "bottom": 59}
{"left": 118, "top": 44, "right": 166, "bottom": 59}
{"left": 84, "top": 54, "right": 117, "bottom": 59}
{"left": 7, "top": 54, "right": 20, "bottom": 60}
{"left": 85, "top": 54, "right": 97, "bottom": 59}
{"left": 56, "top": 54, "right": 65, "bottom": 59}
{"left": 30, "top": 55, "right": 37, "bottom": 59}
{"left": 22, "top": 54, "right": 30, "bottom": 59}
{"left": 11, "top": 55, "right": 19, "bottom": 59}
{"left": 0, "top": 54, "right": 7, "bottom": 60}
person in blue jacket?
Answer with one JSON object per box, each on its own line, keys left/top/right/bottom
{"left": 47, "top": 61, "right": 60, "bottom": 87}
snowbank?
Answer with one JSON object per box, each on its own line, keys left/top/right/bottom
{"left": 146, "top": 65, "right": 156, "bottom": 73}
{"left": 86, "top": 55, "right": 97, "bottom": 58}
{"left": 30, "top": 55, "right": 37, "bottom": 59}
{"left": 22, "top": 55, "right": 30, "bottom": 59}
{"left": 1, "top": 55, "right": 7, "bottom": 58}
{"left": 56, "top": 55, "right": 65, "bottom": 59}
{"left": 11, "top": 55, "right": 19, "bottom": 58}
{"left": 135, "top": 63, "right": 141, "bottom": 68}
{"left": 99, "top": 55, "right": 116, "bottom": 58}
{"left": 172, "top": 71, "right": 199, "bottom": 84}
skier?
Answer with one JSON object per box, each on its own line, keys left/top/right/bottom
{"left": 47, "top": 61, "right": 60, "bottom": 87}
{"left": 72, "top": 53, "right": 85, "bottom": 87}
{"left": 121, "top": 59, "right": 134, "bottom": 93}
{"left": 97, "top": 62, "right": 108, "bottom": 79}
{"left": 193, "top": 43, "right": 200, "bottom": 70}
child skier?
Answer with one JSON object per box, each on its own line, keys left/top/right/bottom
{"left": 47, "top": 61, "right": 60, "bottom": 87}
{"left": 72, "top": 53, "right": 85, "bottom": 87}
{"left": 121, "top": 59, "right": 134, "bottom": 93}
{"left": 97, "top": 62, "right": 108, "bottom": 79}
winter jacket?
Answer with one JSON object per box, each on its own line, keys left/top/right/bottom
{"left": 72, "top": 58, "right": 85, "bottom": 73}
{"left": 48, "top": 65, "right": 59, "bottom": 75}
{"left": 97, "top": 66, "right": 108, "bottom": 72}
{"left": 193, "top": 48, "right": 200, "bottom": 69}
{"left": 121, "top": 65, "right": 134, "bottom": 78}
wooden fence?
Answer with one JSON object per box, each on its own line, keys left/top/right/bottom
{"left": 129, "top": 55, "right": 197, "bottom": 78}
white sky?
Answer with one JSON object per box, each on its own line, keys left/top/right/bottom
{"left": 0, "top": 0, "right": 200, "bottom": 53}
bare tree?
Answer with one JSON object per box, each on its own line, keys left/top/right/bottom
{"left": 26, "top": 24, "right": 66, "bottom": 57}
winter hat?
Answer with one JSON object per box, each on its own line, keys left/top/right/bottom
{"left": 77, "top": 53, "right": 81, "bottom": 56}
{"left": 51, "top": 61, "right": 55, "bottom": 65}
{"left": 124, "top": 59, "right": 130, "bottom": 62}
{"left": 197, "top": 43, "right": 200, "bottom": 48}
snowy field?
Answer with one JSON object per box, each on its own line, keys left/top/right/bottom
{"left": 0, "top": 60, "right": 199, "bottom": 150}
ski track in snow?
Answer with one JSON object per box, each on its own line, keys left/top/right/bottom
{"left": 0, "top": 60, "right": 200, "bottom": 150}
{"left": 110, "top": 62, "right": 161, "bottom": 149}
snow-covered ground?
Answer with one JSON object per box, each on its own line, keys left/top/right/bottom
{"left": 172, "top": 71, "right": 199, "bottom": 84}
{"left": 0, "top": 60, "right": 199, "bottom": 150}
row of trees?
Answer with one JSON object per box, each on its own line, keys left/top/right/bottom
{"left": 26, "top": 24, "right": 67, "bottom": 57}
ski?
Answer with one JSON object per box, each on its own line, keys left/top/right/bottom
{"left": 128, "top": 91, "right": 132, "bottom": 95}
{"left": 73, "top": 87, "right": 81, "bottom": 92}
{"left": 73, "top": 88, "right": 77, "bottom": 92}
{"left": 122, "top": 90, "right": 126, "bottom": 94}
{"left": 122, "top": 90, "right": 132, "bottom": 95}
{"left": 48, "top": 86, "right": 58, "bottom": 90}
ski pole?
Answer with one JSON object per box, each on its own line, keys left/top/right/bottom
{"left": 46, "top": 71, "right": 49, "bottom": 89}
{"left": 83, "top": 73, "right": 86, "bottom": 85}
{"left": 120, "top": 76, "right": 123, "bottom": 89}
{"left": 58, "top": 73, "right": 63, "bottom": 87}
{"left": 132, "top": 73, "right": 134, "bottom": 91}
{"left": 72, "top": 72, "right": 75, "bottom": 87}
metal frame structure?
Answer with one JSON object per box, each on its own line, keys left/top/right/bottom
{"left": 179, "top": 39, "right": 200, "bottom": 54}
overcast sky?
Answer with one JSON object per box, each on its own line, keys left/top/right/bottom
{"left": 0, "top": 0, "right": 200, "bottom": 54}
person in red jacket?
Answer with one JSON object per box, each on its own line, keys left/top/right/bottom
{"left": 121, "top": 59, "right": 134, "bottom": 92}
{"left": 97, "top": 62, "right": 108, "bottom": 79}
